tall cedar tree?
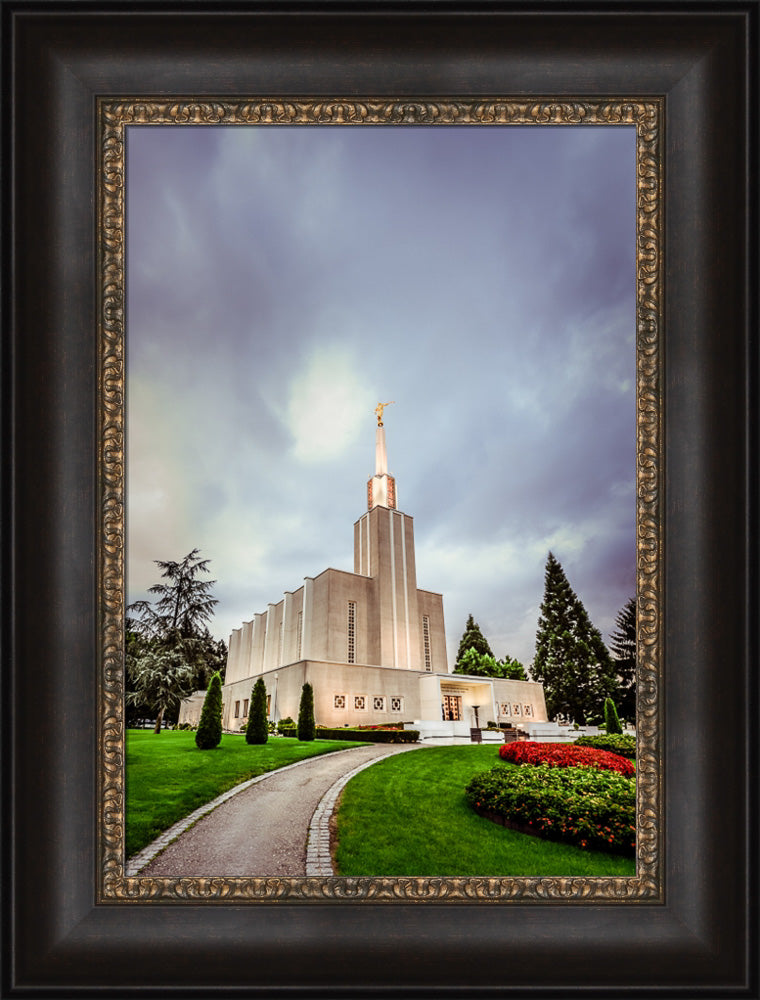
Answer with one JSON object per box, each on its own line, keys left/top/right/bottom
{"left": 454, "top": 614, "right": 493, "bottom": 670}
{"left": 609, "top": 596, "right": 636, "bottom": 723}
{"left": 195, "top": 672, "right": 223, "bottom": 749}
{"left": 246, "top": 678, "right": 269, "bottom": 745}
{"left": 297, "top": 683, "right": 316, "bottom": 741}
{"left": 531, "top": 552, "right": 617, "bottom": 724}
{"left": 127, "top": 550, "right": 224, "bottom": 725}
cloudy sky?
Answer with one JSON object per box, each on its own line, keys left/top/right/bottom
{"left": 126, "top": 123, "right": 636, "bottom": 668}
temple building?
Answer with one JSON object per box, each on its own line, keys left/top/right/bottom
{"left": 180, "top": 407, "right": 547, "bottom": 740}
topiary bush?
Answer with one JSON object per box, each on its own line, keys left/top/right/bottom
{"left": 297, "top": 683, "right": 316, "bottom": 741}
{"left": 195, "top": 672, "right": 223, "bottom": 749}
{"left": 246, "top": 677, "right": 269, "bottom": 745}
{"left": 466, "top": 762, "right": 635, "bottom": 854}
{"left": 574, "top": 733, "right": 636, "bottom": 759}
{"left": 604, "top": 697, "right": 623, "bottom": 735}
{"left": 498, "top": 740, "right": 634, "bottom": 777}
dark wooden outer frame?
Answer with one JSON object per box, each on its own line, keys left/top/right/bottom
{"left": 3, "top": 3, "right": 757, "bottom": 996}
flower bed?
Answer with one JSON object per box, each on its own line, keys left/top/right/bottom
{"left": 466, "top": 763, "right": 636, "bottom": 854}
{"left": 573, "top": 733, "right": 636, "bottom": 759}
{"left": 498, "top": 740, "right": 635, "bottom": 777}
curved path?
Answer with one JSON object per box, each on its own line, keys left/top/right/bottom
{"left": 134, "top": 743, "right": 421, "bottom": 877}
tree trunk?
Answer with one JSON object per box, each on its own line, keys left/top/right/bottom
{"left": 153, "top": 706, "right": 164, "bottom": 734}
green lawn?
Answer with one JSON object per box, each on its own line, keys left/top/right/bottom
{"left": 334, "top": 745, "right": 637, "bottom": 877}
{"left": 125, "top": 730, "right": 368, "bottom": 858}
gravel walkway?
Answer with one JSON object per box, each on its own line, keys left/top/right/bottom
{"left": 134, "top": 742, "right": 422, "bottom": 877}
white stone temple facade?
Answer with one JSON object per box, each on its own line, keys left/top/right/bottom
{"left": 180, "top": 412, "right": 547, "bottom": 740}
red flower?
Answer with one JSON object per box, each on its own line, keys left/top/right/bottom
{"left": 498, "top": 741, "right": 634, "bottom": 777}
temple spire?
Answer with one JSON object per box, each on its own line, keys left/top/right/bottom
{"left": 368, "top": 402, "right": 397, "bottom": 510}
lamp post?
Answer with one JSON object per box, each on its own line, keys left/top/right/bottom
{"left": 273, "top": 673, "right": 279, "bottom": 724}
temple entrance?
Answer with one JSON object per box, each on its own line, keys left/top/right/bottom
{"left": 441, "top": 694, "right": 462, "bottom": 722}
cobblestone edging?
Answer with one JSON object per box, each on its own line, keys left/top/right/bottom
{"left": 305, "top": 744, "right": 423, "bottom": 877}
{"left": 126, "top": 745, "right": 373, "bottom": 876}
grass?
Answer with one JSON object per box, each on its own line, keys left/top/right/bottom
{"left": 334, "top": 745, "right": 637, "bottom": 877}
{"left": 125, "top": 729, "right": 368, "bottom": 858}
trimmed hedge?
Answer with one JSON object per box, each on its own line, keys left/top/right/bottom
{"left": 279, "top": 727, "right": 419, "bottom": 744}
{"left": 573, "top": 733, "right": 636, "bottom": 759}
{"left": 466, "top": 763, "right": 635, "bottom": 854}
{"left": 498, "top": 740, "right": 635, "bottom": 777}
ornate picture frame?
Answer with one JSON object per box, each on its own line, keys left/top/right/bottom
{"left": 4, "top": 4, "right": 755, "bottom": 995}
{"left": 100, "top": 97, "right": 661, "bottom": 904}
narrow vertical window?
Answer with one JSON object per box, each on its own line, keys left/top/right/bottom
{"left": 296, "top": 610, "right": 303, "bottom": 659}
{"left": 422, "top": 615, "right": 432, "bottom": 671}
{"left": 347, "top": 601, "right": 356, "bottom": 664}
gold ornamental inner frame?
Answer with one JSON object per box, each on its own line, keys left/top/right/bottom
{"left": 98, "top": 97, "right": 663, "bottom": 904}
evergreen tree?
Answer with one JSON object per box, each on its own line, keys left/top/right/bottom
{"left": 297, "top": 683, "right": 316, "bottom": 741}
{"left": 195, "top": 672, "right": 223, "bottom": 749}
{"left": 609, "top": 596, "right": 637, "bottom": 724}
{"left": 454, "top": 648, "right": 527, "bottom": 680}
{"left": 531, "top": 552, "right": 617, "bottom": 724}
{"left": 126, "top": 647, "right": 195, "bottom": 733}
{"left": 246, "top": 677, "right": 269, "bottom": 745}
{"left": 604, "top": 697, "right": 623, "bottom": 734}
{"left": 455, "top": 614, "right": 493, "bottom": 670}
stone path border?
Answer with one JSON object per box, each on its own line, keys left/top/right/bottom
{"left": 126, "top": 745, "right": 374, "bottom": 876}
{"left": 305, "top": 744, "right": 424, "bottom": 876}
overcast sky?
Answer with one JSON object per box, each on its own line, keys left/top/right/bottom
{"left": 126, "top": 123, "right": 636, "bottom": 669}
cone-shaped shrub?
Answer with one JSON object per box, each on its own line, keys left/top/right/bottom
{"left": 195, "top": 671, "right": 223, "bottom": 749}
{"left": 246, "top": 677, "right": 269, "bottom": 745}
{"left": 604, "top": 697, "right": 623, "bottom": 735}
{"left": 297, "top": 682, "right": 316, "bottom": 741}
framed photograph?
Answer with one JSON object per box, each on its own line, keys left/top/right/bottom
{"left": 3, "top": 2, "right": 756, "bottom": 996}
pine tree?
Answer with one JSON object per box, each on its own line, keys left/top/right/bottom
{"left": 455, "top": 614, "right": 493, "bottom": 670}
{"left": 246, "top": 678, "right": 269, "bottom": 745}
{"left": 609, "top": 596, "right": 636, "bottom": 724}
{"left": 604, "top": 697, "right": 623, "bottom": 734}
{"left": 531, "top": 552, "right": 617, "bottom": 724}
{"left": 195, "top": 672, "right": 223, "bottom": 749}
{"left": 297, "top": 683, "right": 316, "bottom": 741}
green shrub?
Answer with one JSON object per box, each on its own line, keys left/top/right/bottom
{"left": 195, "top": 673, "right": 223, "bottom": 750}
{"left": 466, "top": 762, "right": 635, "bottom": 854}
{"left": 297, "top": 683, "right": 316, "bottom": 741}
{"left": 604, "top": 697, "right": 623, "bottom": 735}
{"left": 318, "top": 727, "right": 419, "bottom": 744}
{"left": 246, "top": 677, "right": 269, "bottom": 745}
{"left": 276, "top": 716, "right": 295, "bottom": 733}
{"left": 573, "top": 733, "right": 636, "bottom": 759}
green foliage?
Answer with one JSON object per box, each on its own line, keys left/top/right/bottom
{"left": 310, "top": 727, "right": 418, "bottom": 743}
{"left": 609, "top": 596, "right": 637, "bottom": 723}
{"left": 297, "top": 683, "right": 316, "bottom": 741}
{"left": 531, "top": 552, "right": 617, "bottom": 724}
{"left": 455, "top": 614, "right": 493, "bottom": 669}
{"left": 276, "top": 716, "right": 295, "bottom": 733}
{"left": 195, "top": 672, "right": 223, "bottom": 749}
{"left": 246, "top": 678, "right": 269, "bottom": 745}
{"left": 454, "top": 647, "right": 527, "bottom": 680}
{"left": 604, "top": 697, "right": 623, "bottom": 735}
{"left": 126, "top": 647, "right": 196, "bottom": 733}
{"left": 466, "top": 762, "right": 635, "bottom": 854}
{"left": 574, "top": 733, "right": 636, "bottom": 759}
{"left": 334, "top": 745, "right": 635, "bottom": 877}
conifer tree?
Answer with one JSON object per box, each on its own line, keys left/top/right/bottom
{"left": 297, "top": 682, "right": 316, "bottom": 741}
{"left": 246, "top": 677, "right": 268, "bottom": 745}
{"left": 195, "top": 671, "right": 223, "bottom": 749}
{"left": 531, "top": 552, "right": 617, "bottom": 724}
{"left": 609, "top": 596, "right": 637, "bottom": 724}
{"left": 455, "top": 614, "right": 493, "bottom": 670}
{"left": 604, "top": 697, "right": 623, "bottom": 734}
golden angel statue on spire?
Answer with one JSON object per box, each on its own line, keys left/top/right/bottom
{"left": 375, "top": 400, "right": 395, "bottom": 426}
